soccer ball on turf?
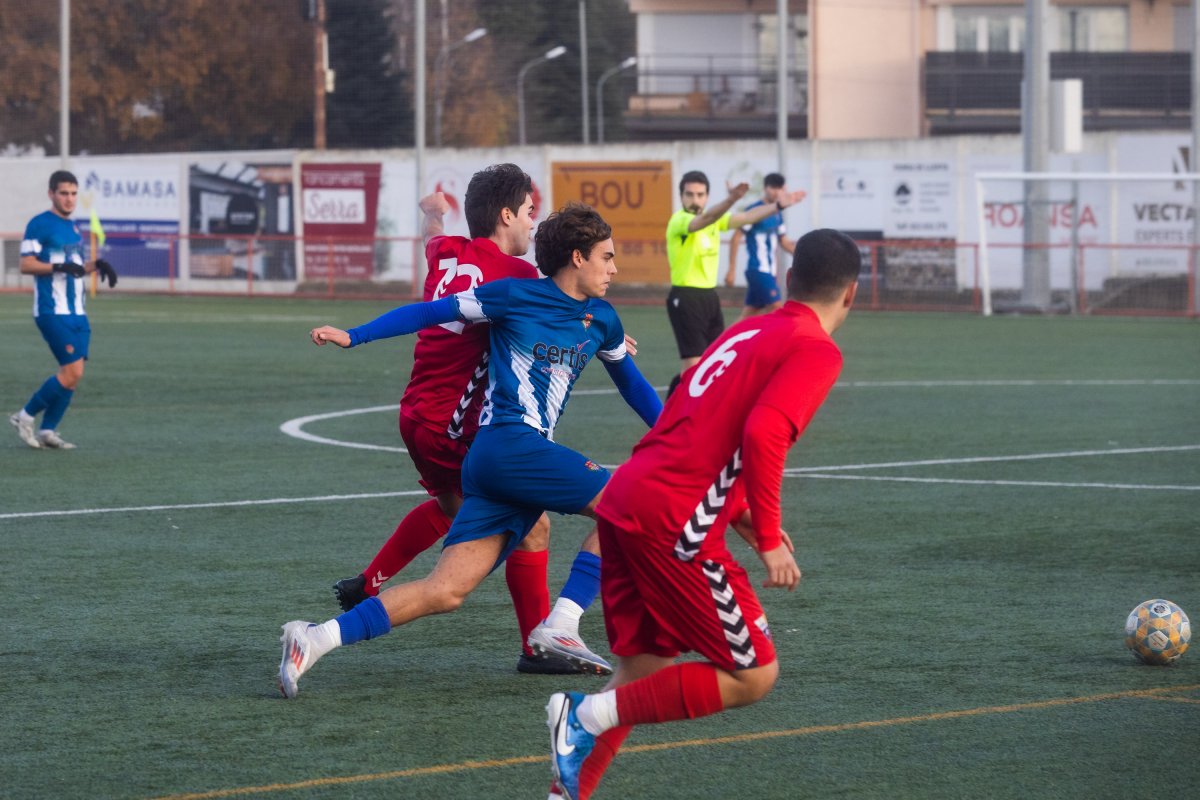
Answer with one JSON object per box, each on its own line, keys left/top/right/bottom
{"left": 1124, "top": 599, "right": 1191, "bottom": 665}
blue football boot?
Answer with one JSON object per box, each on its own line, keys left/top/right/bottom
{"left": 546, "top": 691, "right": 596, "bottom": 800}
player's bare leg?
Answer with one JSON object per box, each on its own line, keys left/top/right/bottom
{"left": 334, "top": 490, "right": 464, "bottom": 609}
{"left": 378, "top": 535, "right": 505, "bottom": 623}
{"left": 279, "top": 534, "right": 506, "bottom": 698}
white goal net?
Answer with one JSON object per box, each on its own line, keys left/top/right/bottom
{"left": 974, "top": 171, "right": 1200, "bottom": 316}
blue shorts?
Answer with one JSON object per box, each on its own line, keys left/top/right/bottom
{"left": 36, "top": 314, "right": 90, "bottom": 365}
{"left": 744, "top": 270, "right": 781, "bottom": 308}
{"left": 447, "top": 423, "right": 610, "bottom": 568}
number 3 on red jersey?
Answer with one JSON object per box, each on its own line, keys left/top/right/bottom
{"left": 433, "top": 257, "right": 485, "bottom": 333}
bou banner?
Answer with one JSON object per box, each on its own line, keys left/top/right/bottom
{"left": 77, "top": 161, "right": 181, "bottom": 278}
{"left": 551, "top": 161, "right": 673, "bottom": 284}
{"left": 301, "top": 163, "right": 382, "bottom": 280}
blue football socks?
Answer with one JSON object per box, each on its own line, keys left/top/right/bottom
{"left": 24, "top": 375, "right": 66, "bottom": 420}
{"left": 40, "top": 379, "right": 74, "bottom": 431}
{"left": 560, "top": 551, "right": 602, "bottom": 610}
{"left": 334, "top": 596, "right": 392, "bottom": 645}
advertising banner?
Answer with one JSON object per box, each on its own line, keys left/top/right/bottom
{"left": 551, "top": 161, "right": 673, "bottom": 283}
{"left": 189, "top": 162, "right": 295, "bottom": 280}
{"left": 301, "top": 163, "right": 382, "bottom": 280}
{"left": 76, "top": 161, "right": 181, "bottom": 278}
{"left": 1115, "top": 134, "right": 1192, "bottom": 273}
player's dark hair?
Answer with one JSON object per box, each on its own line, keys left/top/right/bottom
{"left": 786, "top": 229, "right": 862, "bottom": 302}
{"left": 534, "top": 203, "right": 612, "bottom": 278}
{"left": 678, "top": 170, "right": 709, "bottom": 195}
{"left": 465, "top": 163, "right": 533, "bottom": 239}
{"left": 763, "top": 172, "right": 785, "bottom": 189}
{"left": 49, "top": 170, "right": 78, "bottom": 191}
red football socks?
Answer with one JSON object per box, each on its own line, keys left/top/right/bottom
{"left": 361, "top": 499, "right": 452, "bottom": 594}
{"left": 505, "top": 548, "right": 550, "bottom": 655}
{"left": 615, "top": 662, "right": 725, "bottom": 724}
{"left": 578, "top": 726, "right": 630, "bottom": 800}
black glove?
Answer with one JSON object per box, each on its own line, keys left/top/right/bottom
{"left": 52, "top": 262, "right": 86, "bottom": 278}
{"left": 95, "top": 259, "right": 118, "bottom": 288}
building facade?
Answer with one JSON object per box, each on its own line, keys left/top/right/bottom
{"left": 625, "top": 0, "right": 1187, "bottom": 140}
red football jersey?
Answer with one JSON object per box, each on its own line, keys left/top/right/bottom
{"left": 400, "top": 236, "right": 538, "bottom": 440}
{"left": 597, "top": 302, "right": 843, "bottom": 560}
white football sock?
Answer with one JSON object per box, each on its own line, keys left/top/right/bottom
{"left": 544, "top": 598, "right": 584, "bottom": 633}
{"left": 308, "top": 619, "right": 343, "bottom": 659}
{"left": 577, "top": 689, "right": 619, "bottom": 735}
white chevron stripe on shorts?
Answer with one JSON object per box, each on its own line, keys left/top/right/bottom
{"left": 702, "top": 560, "right": 757, "bottom": 669}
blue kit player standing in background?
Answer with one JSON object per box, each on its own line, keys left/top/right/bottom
{"left": 725, "top": 173, "right": 803, "bottom": 322}
{"left": 10, "top": 170, "right": 118, "bottom": 450}
{"left": 279, "top": 203, "right": 662, "bottom": 699}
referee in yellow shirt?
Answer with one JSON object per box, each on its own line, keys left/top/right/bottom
{"left": 665, "top": 170, "right": 805, "bottom": 396}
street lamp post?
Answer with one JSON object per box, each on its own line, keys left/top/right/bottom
{"left": 595, "top": 56, "right": 636, "bottom": 145}
{"left": 434, "top": 27, "right": 487, "bottom": 148}
{"left": 517, "top": 45, "right": 567, "bottom": 146}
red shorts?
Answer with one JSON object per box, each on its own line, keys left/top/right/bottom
{"left": 399, "top": 414, "right": 469, "bottom": 497}
{"left": 598, "top": 517, "right": 776, "bottom": 671}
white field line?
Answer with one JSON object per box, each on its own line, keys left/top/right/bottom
{"left": 5, "top": 444, "right": 1197, "bottom": 521}
{"left": 784, "top": 444, "right": 1200, "bottom": 473}
{"left": 795, "top": 474, "right": 1200, "bottom": 491}
{"left": 278, "top": 387, "right": 643, "bottom": 454}
{"left": 0, "top": 490, "right": 429, "bottom": 520}
{"left": 278, "top": 380, "right": 1200, "bottom": 453}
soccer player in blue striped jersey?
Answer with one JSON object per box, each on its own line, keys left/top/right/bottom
{"left": 279, "top": 203, "right": 662, "bottom": 699}
{"left": 10, "top": 170, "right": 117, "bottom": 450}
{"left": 725, "top": 173, "right": 802, "bottom": 323}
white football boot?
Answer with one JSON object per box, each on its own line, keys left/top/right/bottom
{"left": 528, "top": 622, "right": 612, "bottom": 675}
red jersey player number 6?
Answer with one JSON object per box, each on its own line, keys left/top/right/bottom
{"left": 687, "top": 330, "right": 761, "bottom": 398}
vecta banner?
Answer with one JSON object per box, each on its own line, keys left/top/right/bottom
{"left": 301, "top": 163, "right": 382, "bottom": 280}
{"left": 77, "top": 161, "right": 181, "bottom": 279}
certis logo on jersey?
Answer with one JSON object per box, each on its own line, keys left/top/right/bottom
{"left": 532, "top": 341, "right": 590, "bottom": 369}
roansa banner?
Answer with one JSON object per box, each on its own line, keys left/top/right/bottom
{"left": 551, "top": 161, "right": 673, "bottom": 284}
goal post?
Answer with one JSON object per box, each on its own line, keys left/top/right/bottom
{"left": 974, "top": 171, "right": 1200, "bottom": 317}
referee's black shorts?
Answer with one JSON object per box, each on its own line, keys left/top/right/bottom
{"left": 666, "top": 285, "right": 725, "bottom": 359}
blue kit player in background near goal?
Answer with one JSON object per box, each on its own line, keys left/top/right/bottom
{"left": 279, "top": 203, "right": 662, "bottom": 699}
{"left": 10, "top": 170, "right": 118, "bottom": 450}
{"left": 725, "top": 172, "right": 803, "bottom": 322}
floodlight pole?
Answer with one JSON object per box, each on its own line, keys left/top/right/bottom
{"left": 1021, "top": 0, "right": 1051, "bottom": 311}
{"left": 518, "top": 46, "right": 567, "bottom": 146}
{"left": 434, "top": 27, "right": 487, "bottom": 148}
{"left": 776, "top": 0, "right": 788, "bottom": 175}
{"left": 1192, "top": 0, "right": 1200, "bottom": 314}
{"left": 313, "top": 0, "right": 327, "bottom": 150}
{"left": 596, "top": 57, "right": 636, "bottom": 145}
{"left": 60, "top": 0, "right": 69, "bottom": 165}
{"left": 415, "top": 0, "right": 426, "bottom": 234}
{"left": 579, "top": 0, "right": 590, "bottom": 144}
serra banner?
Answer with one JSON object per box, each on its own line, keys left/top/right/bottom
{"left": 301, "top": 163, "right": 382, "bottom": 280}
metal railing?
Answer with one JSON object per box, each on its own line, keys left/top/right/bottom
{"left": 924, "top": 51, "right": 1191, "bottom": 133}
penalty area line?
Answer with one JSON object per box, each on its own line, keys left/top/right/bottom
{"left": 145, "top": 683, "right": 1200, "bottom": 800}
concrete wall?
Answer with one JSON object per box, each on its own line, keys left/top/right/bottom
{"left": 1, "top": 129, "right": 1191, "bottom": 292}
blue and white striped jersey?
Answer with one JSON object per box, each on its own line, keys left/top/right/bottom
{"left": 21, "top": 210, "right": 87, "bottom": 318}
{"left": 455, "top": 277, "right": 627, "bottom": 439}
{"left": 739, "top": 200, "right": 786, "bottom": 275}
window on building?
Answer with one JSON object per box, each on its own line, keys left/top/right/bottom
{"left": 1173, "top": 4, "right": 1193, "bottom": 52}
{"left": 756, "top": 13, "right": 807, "bottom": 71}
{"left": 1058, "top": 6, "right": 1128, "bottom": 52}
{"left": 951, "top": 6, "right": 1025, "bottom": 53}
